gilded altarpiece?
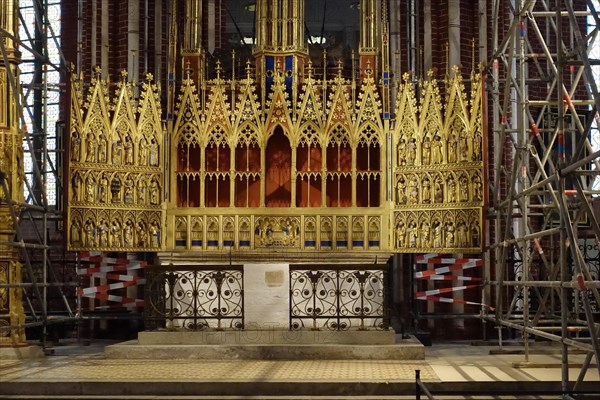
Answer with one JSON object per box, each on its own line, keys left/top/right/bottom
{"left": 67, "top": 66, "right": 484, "bottom": 255}
{"left": 67, "top": 70, "right": 165, "bottom": 251}
{"left": 169, "top": 64, "right": 387, "bottom": 252}
{"left": 393, "top": 69, "right": 484, "bottom": 253}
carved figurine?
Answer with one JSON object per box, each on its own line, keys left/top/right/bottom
{"left": 124, "top": 220, "right": 134, "bottom": 247}
{"left": 71, "top": 171, "right": 81, "bottom": 201}
{"left": 459, "top": 176, "right": 469, "bottom": 202}
{"left": 70, "top": 219, "right": 81, "bottom": 245}
{"left": 86, "top": 175, "right": 96, "bottom": 202}
{"left": 421, "top": 221, "right": 431, "bottom": 247}
{"left": 396, "top": 222, "right": 406, "bottom": 248}
{"left": 407, "top": 175, "right": 419, "bottom": 204}
{"left": 447, "top": 176, "right": 456, "bottom": 203}
{"left": 473, "top": 175, "right": 482, "bottom": 201}
{"left": 137, "top": 178, "right": 146, "bottom": 204}
{"left": 149, "top": 137, "right": 159, "bottom": 166}
{"left": 124, "top": 178, "right": 134, "bottom": 204}
{"left": 139, "top": 137, "right": 149, "bottom": 165}
{"left": 406, "top": 138, "right": 417, "bottom": 165}
{"left": 98, "top": 133, "right": 107, "bottom": 163}
{"left": 112, "top": 140, "right": 122, "bottom": 165}
{"left": 150, "top": 221, "right": 161, "bottom": 247}
{"left": 85, "top": 132, "right": 97, "bottom": 162}
{"left": 459, "top": 133, "right": 468, "bottom": 162}
{"left": 434, "top": 178, "right": 444, "bottom": 203}
{"left": 137, "top": 221, "right": 148, "bottom": 246}
{"left": 422, "top": 136, "right": 431, "bottom": 165}
{"left": 422, "top": 179, "right": 431, "bottom": 203}
{"left": 396, "top": 178, "right": 406, "bottom": 205}
{"left": 84, "top": 218, "right": 96, "bottom": 247}
{"left": 448, "top": 134, "right": 457, "bottom": 163}
{"left": 149, "top": 177, "right": 160, "bottom": 205}
{"left": 71, "top": 132, "right": 81, "bottom": 161}
{"left": 110, "top": 220, "right": 122, "bottom": 247}
{"left": 432, "top": 135, "right": 443, "bottom": 164}
{"left": 433, "top": 222, "right": 443, "bottom": 248}
{"left": 98, "top": 219, "right": 109, "bottom": 247}
{"left": 473, "top": 131, "right": 482, "bottom": 161}
{"left": 397, "top": 138, "right": 406, "bottom": 166}
{"left": 445, "top": 222, "right": 455, "bottom": 248}
{"left": 99, "top": 173, "right": 109, "bottom": 203}
{"left": 124, "top": 135, "right": 134, "bottom": 165}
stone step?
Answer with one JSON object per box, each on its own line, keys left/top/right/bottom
{"left": 105, "top": 339, "right": 425, "bottom": 360}
{"left": 137, "top": 329, "right": 397, "bottom": 345}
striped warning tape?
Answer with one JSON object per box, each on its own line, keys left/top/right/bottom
{"left": 415, "top": 295, "right": 495, "bottom": 310}
{"left": 415, "top": 284, "right": 480, "bottom": 298}
{"left": 414, "top": 253, "right": 493, "bottom": 309}
{"left": 77, "top": 252, "right": 146, "bottom": 307}
{"left": 425, "top": 275, "right": 481, "bottom": 281}
{"left": 414, "top": 258, "right": 483, "bottom": 279}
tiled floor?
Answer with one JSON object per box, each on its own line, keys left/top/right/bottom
{"left": 0, "top": 340, "right": 598, "bottom": 398}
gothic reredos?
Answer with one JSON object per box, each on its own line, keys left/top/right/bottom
{"left": 67, "top": 70, "right": 164, "bottom": 251}
{"left": 67, "top": 64, "right": 484, "bottom": 254}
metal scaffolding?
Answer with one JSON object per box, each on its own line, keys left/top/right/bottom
{"left": 0, "top": 0, "right": 76, "bottom": 348}
{"left": 488, "top": 0, "right": 600, "bottom": 394}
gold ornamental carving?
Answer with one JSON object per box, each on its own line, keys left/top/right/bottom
{"left": 67, "top": 70, "right": 165, "bottom": 251}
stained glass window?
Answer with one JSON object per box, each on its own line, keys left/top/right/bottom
{"left": 18, "top": 0, "right": 62, "bottom": 206}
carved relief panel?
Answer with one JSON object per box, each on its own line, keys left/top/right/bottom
{"left": 393, "top": 69, "right": 484, "bottom": 253}
{"left": 67, "top": 70, "right": 165, "bottom": 251}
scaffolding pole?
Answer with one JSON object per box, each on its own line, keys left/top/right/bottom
{"left": 489, "top": 0, "right": 600, "bottom": 394}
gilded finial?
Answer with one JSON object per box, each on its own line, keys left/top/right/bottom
{"left": 307, "top": 60, "right": 313, "bottom": 78}
{"left": 337, "top": 59, "right": 343, "bottom": 77}
{"left": 245, "top": 59, "right": 252, "bottom": 79}
{"left": 120, "top": 70, "right": 128, "bottom": 80}
{"left": 146, "top": 72, "right": 154, "bottom": 82}
{"left": 216, "top": 60, "right": 222, "bottom": 79}
{"left": 185, "top": 60, "right": 192, "bottom": 79}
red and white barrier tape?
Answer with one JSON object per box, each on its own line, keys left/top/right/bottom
{"left": 77, "top": 252, "right": 146, "bottom": 307}
{"left": 414, "top": 253, "right": 492, "bottom": 309}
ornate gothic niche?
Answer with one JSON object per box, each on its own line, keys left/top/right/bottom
{"left": 455, "top": 210, "right": 470, "bottom": 248}
{"left": 304, "top": 217, "right": 317, "bottom": 249}
{"left": 421, "top": 172, "right": 433, "bottom": 205}
{"left": 326, "top": 125, "right": 353, "bottom": 207}
{"left": 471, "top": 170, "right": 483, "bottom": 203}
{"left": 351, "top": 217, "right": 365, "bottom": 249}
{"left": 296, "top": 123, "right": 323, "bottom": 208}
{"left": 367, "top": 217, "right": 380, "bottom": 248}
{"left": 175, "top": 216, "right": 188, "bottom": 249}
{"left": 468, "top": 210, "right": 481, "bottom": 248}
{"left": 444, "top": 171, "right": 458, "bottom": 204}
{"left": 456, "top": 171, "right": 470, "bottom": 203}
{"left": 190, "top": 217, "right": 204, "bottom": 248}
{"left": 418, "top": 212, "right": 432, "bottom": 249}
{"left": 432, "top": 172, "right": 445, "bottom": 204}
{"left": 320, "top": 217, "right": 333, "bottom": 249}
{"left": 356, "top": 123, "right": 381, "bottom": 207}
{"left": 206, "top": 217, "right": 220, "bottom": 248}
{"left": 234, "top": 123, "right": 261, "bottom": 208}
{"left": 69, "top": 210, "right": 84, "bottom": 248}
{"left": 265, "top": 126, "right": 292, "bottom": 208}
{"left": 177, "top": 124, "right": 202, "bottom": 172}
{"left": 148, "top": 213, "right": 162, "bottom": 249}
{"left": 238, "top": 217, "right": 251, "bottom": 248}
{"left": 336, "top": 216, "right": 349, "bottom": 249}
{"left": 205, "top": 125, "right": 231, "bottom": 208}
{"left": 394, "top": 212, "right": 407, "bottom": 249}
{"left": 223, "top": 217, "right": 235, "bottom": 247}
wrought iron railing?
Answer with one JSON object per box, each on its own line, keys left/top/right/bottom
{"left": 145, "top": 266, "right": 243, "bottom": 331}
{"left": 289, "top": 264, "right": 389, "bottom": 331}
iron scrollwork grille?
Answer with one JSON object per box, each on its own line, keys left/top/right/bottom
{"left": 289, "top": 265, "right": 389, "bottom": 331}
{"left": 146, "top": 266, "right": 244, "bottom": 331}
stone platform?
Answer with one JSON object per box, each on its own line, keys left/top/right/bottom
{"left": 104, "top": 329, "right": 425, "bottom": 360}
